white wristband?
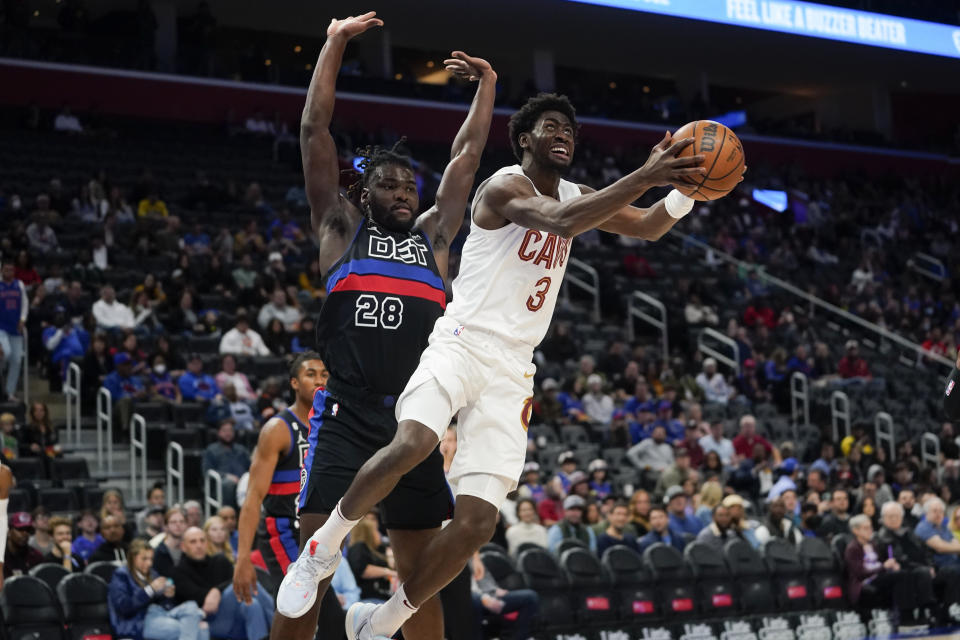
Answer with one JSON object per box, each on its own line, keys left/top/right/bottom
{"left": 665, "top": 189, "right": 694, "bottom": 219}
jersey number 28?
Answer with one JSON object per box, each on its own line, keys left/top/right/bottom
{"left": 355, "top": 294, "right": 404, "bottom": 329}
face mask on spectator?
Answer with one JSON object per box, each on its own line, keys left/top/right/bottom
{"left": 154, "top": 364, "right": 166, "bottom": 375}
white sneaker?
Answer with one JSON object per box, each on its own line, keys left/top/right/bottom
{"left": 275, "top": 539, "right": 341, "bottom": 618}
{"left": 345, "top": 602, "right": 391, "bottom": 639}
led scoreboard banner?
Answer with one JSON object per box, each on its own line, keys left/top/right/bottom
{"left": 562, "top": 0, "right": 960, "bottom": 60}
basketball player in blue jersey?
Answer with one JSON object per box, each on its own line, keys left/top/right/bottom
{"left": 269, "top": 11, "right": 497, "bottom": 640}
{"left": 233, "top": 352, "right": 326, "bottom": 601}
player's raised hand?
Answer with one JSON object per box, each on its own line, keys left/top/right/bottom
{"left": 327, "top": 11, "right": 384, "bottom": 41}
{"left": 637, "top": 131, "right": 706, "bottom": 188}
{"left": 444, "top": 51, "right": 495, "bottom": 82}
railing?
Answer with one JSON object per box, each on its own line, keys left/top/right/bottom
{"left": 830, "top": 390, "right": 851, "bottom": 443}
{"left": 21, "top": 327, "right": 28, "bottom": 408}
{"left": 921, "top": 433, "right": 941, "bottom": 481}
{"left": 670, "top": 231, "right": 955, "bottom": 371}
{"left": 790, "top": 372, "right": 809, "bottom": 441}
{"left": 204, "top": 470, "right": 223, "bottom": 519}
{"left": 697, "top": 328, "right": 740, "bottom": 376}
{"left": 63, "top": 362, "right": 81, "bottom": 448}
{"left": 129, "top": 414, "right": 148, "bottom": 504}
{"left": 908, "top": 252, "right": 947, "bottom": 282}
{"left": 562, "top": 257, "right": 601, "bottom": 323}
{"left": 626, "top": 291, "right": 668, "bottom": 362}
{"left": 95, "top": 387, "right": 113, "bottom": 475}
{"left": 874, "top": 412, "right": 895, "bottom": 462}
{"left": 166, "top": 442, "right": 185, "bottom": 507}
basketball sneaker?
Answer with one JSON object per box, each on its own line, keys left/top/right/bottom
{"left": 275, "top": 539, "right": 341, "bottom": 618}
{"left": 345, "top": 602, "right": 391, "bottom": 640}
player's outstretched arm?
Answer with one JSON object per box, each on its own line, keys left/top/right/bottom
{"left": 233, "top": 418, "right": 290, "bottom": 604}
{"left": 476, "top": 135, "right": 703, "bottom": 239}
{"left": 302, "top": 13, "right": 382, "bottom": 238}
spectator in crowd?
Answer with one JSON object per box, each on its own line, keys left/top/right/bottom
{"left": 553, "top": 451, "right": 579, "bottom": 495}
{"left": 517, "top": 462, "right": 545, "bottom": 504}
{"left": 505, "top": 498, "right": 548, "bottom": 555}
{"left": 696, "top": 358, "right": 733, "bottom": 405}
{"left": 915, "top": 497, "right": 960, "bottom": 570}
{"left": 638, "top": 505, "right": 686, "bottom": 552}
{"left": 537, "top": 485, "right": 563, "bottom": 527}
{"left": 219, "top": 313, "right": 270, "bottom": 357}
{"left": 202, "top": 419, "right": 250, "bottom": 507}
{"left": 153, "top": 508, "right": 187, "bottom": 578}
{"left": 472, "top": 553, "right": 539, "bottom": 640}
{"left": 179, "top": 354, "right": 220, "bottom": 402}
{"left": 139, "top": 506, "right": 166, "bottom": 541}
{"left": 89, "top": 514, "right": 129, "bottom": 564}
{"left": 588, "top": 459, "right": 611, "bottom": 500}
{"left": 735, "top": 359, "right": 771, "bottom": 405}
{"left": 0, "top": 413, "right": 19, "bottom": 460}
{"left": 183, "top": 501, "right": 204, "bottom": 529}
{"left": 42, "top": 515, "right": 83, "bottom": 571}
{"left": 148, "top": 354, "right": 180, "bottom": 402}
{"left": 138, "top": 191, "right": 169, "bottom": 218}
{"left": 20, "top": 401, "right": 61, "bottom": 458}
{"left": 546, "top": 495, "right": 597, "bottom": 553}
{"left": 768, "top": 458, "right": 800, "bottom": 500}
{"left": 43, "top": 305, "right": 89, "bottom": 383}
{"left": 755, "top": 496, "right": 802, "bottom": 545}
{"left": 136, "top": 484, "right": 167, "bottom": 534}
{"left": 72, "top": 509, "right": 104, "bottom": 563}
{"left": 629, "top": 490, "right": 652, "bottom": 536}
{"left": 627, "top": 425, "right": 674, "bottom": 473}
{"left": 699, "top": 420, "right": 736, "bottom": 467}
{"left": 262, "top": 318, "right": 290, "bottom": 356}
{"left": 108, "top": 538, "right": 208, "bottom": 640}
{"left": 722, "top": 494, "right": 759, "bottom": 547}
{"left": 695, "top": 481, "right": 724, "bottom": 525}
{"left": 897, "top": 488, "right": 921, "bottom": 529}
{"left": 695, "top": 504, "right": 740, "bottom": 551}
{"left": 656, "top": 447, "right": 693, "bottom": 496}
{"left": 26, "top": 213, "right": 59, "bottom": 254}
{"left": 582, "top": 374, "right": 614, "bottom": 424}
{"left": 684, "top": 294, "right": 719, "bottom": 326}
{"left": 596, "top": 500, "right": 638, "bottom": 555}
{"left": 217, "top": 506, "right": 239, "bottom": 555}
{"left": 347, "top": 512, "right": 396, "bottom": 603}
{"left": 28, "top": 506, "right": 52, "bottom": 555}
{"left": 174, "top": 526, "right": 273, "bottom": 640}
{"left": 818, "top": 489, "right": 851, "bottom": 539}
{"left": 209, "top": 382, "right": 256, "bottom": 432}
{"left": 838, "top": 340, "right": 871, "bottom": 379}
{"left": 93, "top": 285, "right": 141, "bottom": 332}
{"left": 203, "top": 516, "right": 235, "bottom": 564}
{"left": 3, "top": 512, "right": 43, "bottom": 578}
{"left": 257, "top": 289, "right": 301, "bottom": 332}
{"left": 81, "top": 332, "right": 113, "bottom": 402}
{"left": 0, "top": 259, "right": 28, "bottom": 402}
{"left": 215, "top": 354, "right": 256, "bottom": 401}
{"left": 665, "top": 485, "right": 703, "bottom": 536}
{"left": 54, "top": 105, "right": 83, "bottom": 132}
{"left": 732, "top": 415, "right": 774, "bottom": 461}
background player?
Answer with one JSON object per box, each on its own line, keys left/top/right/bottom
{"left": 270, "top": 11, "right": 498, "bottom": 640}
{"left": 233, "top": 351, "right": 327, "bottom": 600}
{"left": 280, "top": 94, "right": 734, "bottom": 639}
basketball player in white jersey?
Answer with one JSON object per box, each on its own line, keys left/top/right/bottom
{"left": 278, "top": 93, "right": 728, "bottom": 638}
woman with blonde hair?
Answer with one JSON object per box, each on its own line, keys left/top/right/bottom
{"left": 629, "top": 490, "right": 652, "bottom": 536}
{"left": 347, "top": 512, "right": 396, "bottom": 603}
{"left": 203, "top": 516, "right": 235, "bottom": 564}
{"left": 695, "top": 481, "right": 724, "bottom": 526}
{"left": 950, "top": 506, "right": 960, "bottom": 542}
{"left": 107, "top": 538, "right": 209, "bottom": 640}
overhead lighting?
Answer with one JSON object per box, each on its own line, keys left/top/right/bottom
{"left": 609, "top": 82, "right": 617, "bottom": 89}
{"left": 264, "top": 59, "right": 272, "bottom": 66}
{"left": 426, "top": 61, "right": 435, "bottom": 68}
{"left": 305, "top": 63, "right": 312, "bottom": 71}
{"left": 33, "top": 9, "right": 39, "bottom": 16}
{"left": 394, "top": 73, "right": 403, "bottom": 80}
{"left": 294, "top": 45, "right": 302, "bottom": 53}
{"left": 642, "top": 85, "right": 650, "bottom": 94}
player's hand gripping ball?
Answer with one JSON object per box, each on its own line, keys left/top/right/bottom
{"left": 672, "top": 120, "right": 746, "bottom": 201}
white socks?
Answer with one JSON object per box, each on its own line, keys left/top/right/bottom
{"left": 310, "top": 501, "right": 358, "bottom": 553}
{"left": 371, "top": 584, "right": 417, "bottom": 635}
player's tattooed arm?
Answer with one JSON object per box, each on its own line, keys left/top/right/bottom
{"left": 419, "top": 52, "right": 497, "bottom": 274}
{"left": 302, "top": 13, "right": 381, "bottom": 243}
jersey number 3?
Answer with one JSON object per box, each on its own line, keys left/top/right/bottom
{"left": 355, "top": 294, "right": 404, "bottom": 329}
{"left": 526, "top": 277, "right": 552, "bottom": 312}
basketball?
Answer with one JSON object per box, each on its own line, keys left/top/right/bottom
{"left": 672, "top": 120, "right": 746, "bottom": 201}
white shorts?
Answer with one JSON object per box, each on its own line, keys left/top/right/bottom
{"left": 396, "top": 316, "right": 536, "bottom": 500}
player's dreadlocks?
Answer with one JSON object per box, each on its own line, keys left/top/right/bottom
{"left": 508, "top": 93, "right": 579, "bottom": 162}
{"left": 344, "top": 137, "right": 413, "bottom": 202}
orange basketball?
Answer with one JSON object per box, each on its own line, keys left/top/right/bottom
{"left": 672, "top": 120, "right": 745, "bottom": 201}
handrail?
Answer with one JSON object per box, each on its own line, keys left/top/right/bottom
{"left": 830, "top": 390, "right": 850, "bottom": 443}
{"left": 627, "top": 291, "right": 668, "bottom": 362}
{"left": 697, "top": 328, "right": 740, "bottom": 376}
{"left": 204, "top": 470, "right": 223, "bottom": 519}
{"left": 670, "top": 230, "right": 955, "bottom": 371}
{"left": 790, "top": 372, "right": 809, "bottom": 441}
{"left": 563, "top": 257, "right": 601, "bottom": 323}
{"left": 874, "top": 412, "right": 895, "bottom": 463}
{"left": 64, "top": 362, "right": 82, "bottom": 448}
{"left": 21, "top": 327, "right": 28, "bottom": 408}
{"left": 166, "top": 442, "right": 185, "bottom": 507}
{"left": 95, "top": 387, "right": 113, "bottom": 474}
{"left": 908, "top": 252, "right": 946, "bottom": 282}
{"left": 921, "top": 433, "right": 941, "bottom": 481}
{"left": 130, "top": 414, "right": 148, "bottom": 504}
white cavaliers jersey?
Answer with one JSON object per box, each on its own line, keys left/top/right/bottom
{"left": 445, "top": 164, "right": 580, "bottom": 349}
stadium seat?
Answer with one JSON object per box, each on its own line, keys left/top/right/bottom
{"left": 131, "top": 402, "right": 171, "bottom": 423}
{"left": 684, "top": 541, "right": 737, "bottom": 616}
{"left": 84, "top": 561, "right": 120, "bottom": 584}
{"left": 601, "top": 545, "right": 658, "bottom": 621}
{"left": 29, "top": 563, "right": 71, "bottom": 592}
{"left": 561, "top": 425, "right": 590, "bottom": 446}
{"left": 167, "top": 428, "right": 206, "bottom": 450}
{"left": 559, "top": 547, "right": 617, "bottom": 624}
{"left": 480, "top": 548, "right": 526, "bottom": 591}
{"left": 56, "top": 573, "right": 113, "bottom": 640}
{"left": 601, "top": 447, "right": 626, "bottom": 469}
{"left": 8, "top": 487, "right": 33, "bottom": 512}
{"left": 723, "top": 538, "right": 775, "bottom": 614}
{"left": 514, "top": 542, "right": 545, "bottom": 556}
{"left": 529, "top": 425, "right": 559, "bottom": 445}
{"left": 37, "top": 488, "right": 79, "bottom": 513}
{"left": 252, "top": 356, "right": 285, "bottom": 379}
{"left": 50, "top": 457, "right": 90, "bottom": 484}
{"left": 1, "top": 575, "right": 66, "bottom": 640}
{"left": 173, "top": 403, "right": 207, "bottom": 428}
{"left": 556, "top": 538, "right": 588, "bottom": 555}
{"left": 832, "top": 533, "right": 853, "bottom": 563}
{"left": 643, "top": 543, "right": 697, "bottom": 617}
{"left": 517, "top": 548, "right": 574, "bottom": 629}
{"left": 799, "top": 537, "right": 846, "bottom": 608}
{"left": 8, "top": 458, "right": 46, "bottom": 481}
{"left": 480, "top": 542, "right": 508, "bottom": 556}
{"left": 761, "top": 538, "right": 811, "bottom": 610}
